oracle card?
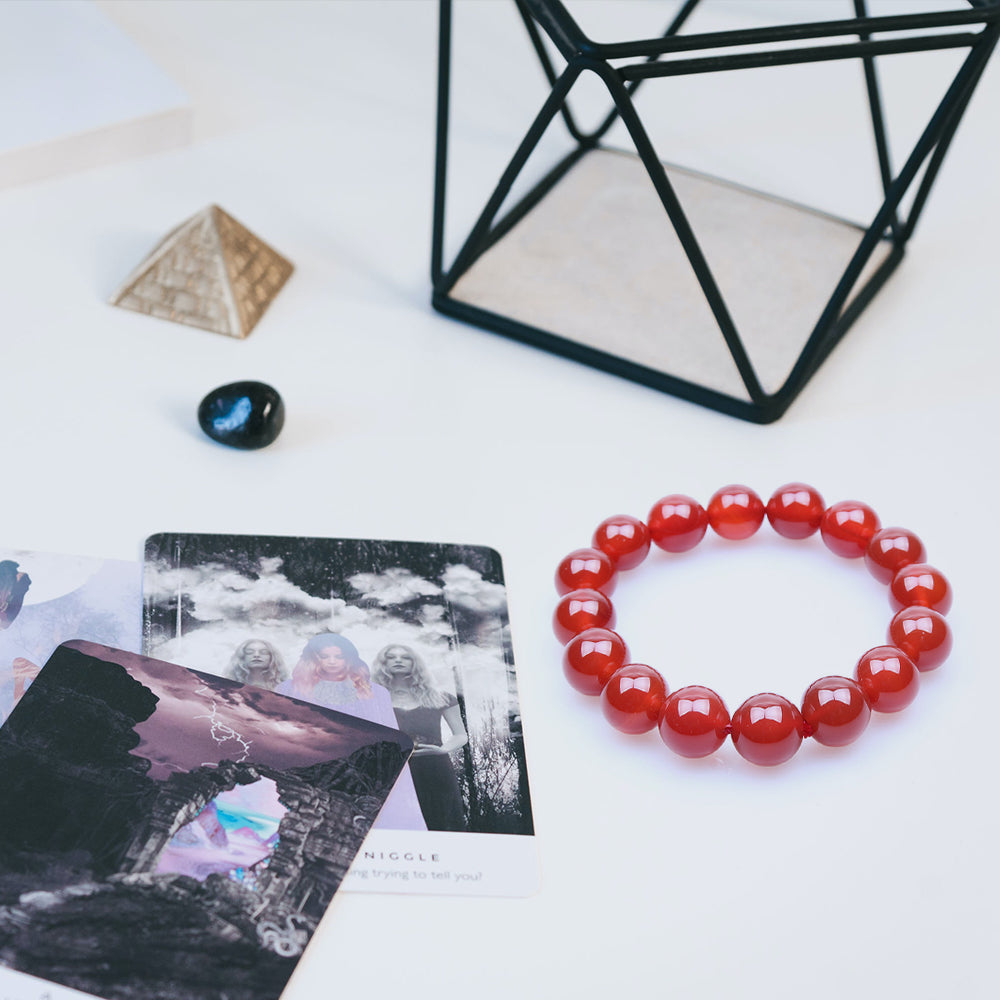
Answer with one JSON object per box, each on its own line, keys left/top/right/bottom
{"left": 143, "top": 533, "right": 538, "bottom": 896}
{"left": 0, "top": 640, "right": 412, "bottom": 1000}
{"left": 0, "top": 548, "right": 142, "bottom": 725}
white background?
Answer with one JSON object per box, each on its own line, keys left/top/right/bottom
{"left": 0, "top": 2, "right": 997, "bottom": 998}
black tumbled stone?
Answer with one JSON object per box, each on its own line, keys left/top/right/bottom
{"left": 197, "top": 381, "right": 285, "bottom": 450}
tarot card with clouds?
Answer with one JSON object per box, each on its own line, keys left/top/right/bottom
{"left": 0, "top": 641, "right": 412, "bottom": 1000}
{"left": 142, "top": 533, "right": 539, "bottom": 896}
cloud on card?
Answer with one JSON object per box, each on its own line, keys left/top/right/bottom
{"left": 146, "top": 561, "right": 334, "bottom": 624}
{"left": 441, "top": 564, "right": 508, "bottom": 613}
{"left": 348, "top": 569, "right": 442, "bottom": 606}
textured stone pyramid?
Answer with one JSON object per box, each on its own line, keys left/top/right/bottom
{"left": 110, "top": 205, "right": 293, "bottom": 338}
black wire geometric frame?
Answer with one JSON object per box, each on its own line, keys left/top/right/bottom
{"left": 431, "top": 0, "right": 999, "bottom": 423}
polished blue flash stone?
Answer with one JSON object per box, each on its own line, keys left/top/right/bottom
{"left": 197, "top": 381, "right": 285, "bottom": 449}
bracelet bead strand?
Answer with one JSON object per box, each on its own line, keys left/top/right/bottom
{"left": 555, "top": 484, "right": 952, "bottom": 767}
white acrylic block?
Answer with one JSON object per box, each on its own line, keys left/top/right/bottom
{"left": 0, "top": 0, "right": 192, "bottom": 190}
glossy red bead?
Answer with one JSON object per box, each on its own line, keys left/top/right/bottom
{"left": 707, "top": 484, "right": 765, "bottom": 540}
{"left": 647, "top": 494, "right": 708, "bottom": 553}
{"left": 658, "top": 685, "right": 730, "bottom": 758}
{"left": 865, "top": 527, "right": 926, "bottom": 584}
{"left": 820, "top": 500, "right": 881, "bottom": 558}
{"left": 888, "top": 607, "right": 952, "bottom": 671}
{"left": 562, "top": 628, "right": 630, "bottom": 695}
{"left": 855, "top": 646, "right": 919, "bottom": 713}
{"left": 801, "top": 676, "right": 871, "bottom": 747}
{"left": 592, "top": 515, "right": 651, "bottom": 570}
{"left": 600, "top": 664, "right": 668, "bottom": 734}
{"left": 555, "top": 547, "right": 617, "bottom": 596}
{"left": 889, "top": 563, "right": 952, "bottom": 614}
{"left": 730, "top": 693, "right": 805, "bottom": 766}
{"left": 765, "top": 482, "right": 825, "bottom": 540}
{"left": 553, "top": 589, "right": 615, "bottom": 643}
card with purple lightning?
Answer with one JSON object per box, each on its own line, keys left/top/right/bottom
{"left": 0, "top": 640, "right": 412, "bottom": 1000}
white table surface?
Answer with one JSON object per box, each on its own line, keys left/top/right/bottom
{"left": 0, "top": 0, "right": 190, "bottom": 188}
{"left": 1, "top": 1, "right": 997, "bottom": 997}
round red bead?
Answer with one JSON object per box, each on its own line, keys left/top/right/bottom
{"left": 555, "top": 547, "right": 617, "bottom": 596}
{"left": 801, "top": 675, "right": 871, "bottom": 747}
{"left": 889, "top": 563, "right": 952, "bottom": 614}
{"left": 766, "top": 482, "right": 825, "bottom": 540}
{"left": 601, "top": 664, "right": 668, "bottom": 734}
{"left": 865, "top": 527, "right": 926, "bottom": 584}
{"left": 562, "top": 628, "right": 630, "bottom": 695}
{"left": 855, "top": 646, "right": 919, "bottom": 713}
{"left": 658, "top": 685, "right": 730, "bottom": 758}
{"left": 707, "top": 484, "right": 765, "bottom": 540}
{"left": 888, "top": 607, "right": 952, "bottom": 671}
{"left": 648, "top": 494, "right": 708, "bottom": 553}
{"left": 730, "top": 693, "right": 806, "bottom": 766}
{"left": 553, "top": 589, "right": 615, "bottom": 643}
{"left": 592, "top": 515, "right": 651, "bottom": 570}
{"left": 820, "top": 500, "right": 881, "bottom": 558}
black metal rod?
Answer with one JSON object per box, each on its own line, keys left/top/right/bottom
{"left": 581, "top": 0, "right": 704, "bottom": 146}
{"left": 438, "top": 61, "right": 584, "bottom": 293}
{"left": 517, "top": 0, "right": 707, "bottom": 148}
{"left": 515, "top": 0, "right": 594, "bottom": 146}
{"left": 435, "top": 244, "right": 907, "bottom": 424}
{"left": 778, "top": 39, "right": 990, "bottom": 402}
{"left": 473, "top": 146, "right": 589, "bottom": 259}
{"left": 593, "top": 59, "right": 767, "bottom": 404}
{"left": 619, "top": 31, "right": 979, "bottom": 80}
{"left": 433, "top": 292, "right": 770, "bottom": 422}
{"left": 588, "top": 6, "right": 997, "bottom": 59}
{"left": 771, "top": 245, "right": 905, "bottom": 410}
{"left": 855, "top": 0, "right": 901, "bottom": 243}
{"left": 902, "top": 23, "right": 1000, "bottom": 241}
{"left": 523, "top": 0, "right": 588, "bottom": 60}
{"left": 516, "top": 0, "right": 560, "bottom": 89}
{"left": 431, "top": 0, "right": 453, "bottom": 286}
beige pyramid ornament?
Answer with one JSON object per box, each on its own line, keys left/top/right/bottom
{"left": 109, "top": 205, "right": 293, "bottom": 338}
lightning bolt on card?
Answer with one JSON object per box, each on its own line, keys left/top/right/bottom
{"left": 0, "top": 641, "right": 412, "bottom": 1000}
{"left": 142, "top": 533, "right": 539, "bottom": 897}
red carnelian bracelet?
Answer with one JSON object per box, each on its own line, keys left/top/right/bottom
{"left": 553, "top": 484, "right": 953, "bottom": 766}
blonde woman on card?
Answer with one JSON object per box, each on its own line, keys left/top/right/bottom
{"left": 226, "top": 639, "right": 288, "bottom": 690}
{"left": 372, "top": 644, "right": 468, "bottom": 832}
